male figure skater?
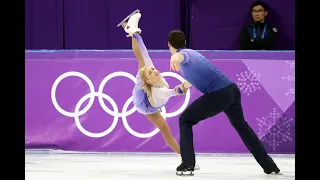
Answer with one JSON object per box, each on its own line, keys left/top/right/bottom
{"left": 168, "top": 30, "right": 280, "bottom": 176}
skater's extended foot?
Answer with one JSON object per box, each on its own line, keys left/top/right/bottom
{"left": 263, "top": 157, "right": 281, "bottom": 174}
{"left": 122, "top": 12, "right": 142, "bottom": 36}
{"left": 264, "top": 166, "right": 281, "bottom": 174}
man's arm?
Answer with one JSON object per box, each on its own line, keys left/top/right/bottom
{"left": 172, "top": 53, "right": 184, "bottom": 62}
{"left": 170, "top": 52, "right": 185, "bottom": 71}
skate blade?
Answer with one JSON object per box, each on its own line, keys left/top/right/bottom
{"left": 176, "top": 171, "right": 194, "bottom": 176}
{"left": 271, "top": 172, "right": 283, "bottom": 175}
{"left": 117, "top": 9, "right": 140, "bottom": 27}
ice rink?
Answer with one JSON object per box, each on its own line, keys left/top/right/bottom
{"left": 25, "top": 150, "right": 295, "bottom": 180}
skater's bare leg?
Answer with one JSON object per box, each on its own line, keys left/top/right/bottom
{"left": 146, "top": 112, "right": 180, "bottom": 154}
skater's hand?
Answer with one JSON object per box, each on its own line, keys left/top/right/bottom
{"left": 174, "top": 84, "right": 188, "bottom": 95}
{"left": 170, "top": 53, "right": 184, "bottom": 72}
{"left": 174, "top": 85, "right": 183, "bottom": 95}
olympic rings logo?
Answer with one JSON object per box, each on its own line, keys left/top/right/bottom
{"left": 51, "top": 71, "right": 190, "bottom": 138}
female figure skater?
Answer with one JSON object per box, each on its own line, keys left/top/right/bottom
{"left": 118, "top": 12, "right": 193, "bottom": 156}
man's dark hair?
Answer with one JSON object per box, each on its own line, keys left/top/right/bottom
{"left": 168, "top": 30, "right": 186, "bottom": 49}
{"left": 251, "top": 1, "right": 268, "bottom": 11}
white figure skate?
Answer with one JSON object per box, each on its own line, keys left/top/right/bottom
{"left": 117, "top": 9, "right": 142, "bottom": 36}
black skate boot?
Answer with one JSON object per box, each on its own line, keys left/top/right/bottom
{"left": 176, "top": 161, "right": 195, "bottom": 176}
{"left": 264, "top": 166, "right": 281, "bottom": 174}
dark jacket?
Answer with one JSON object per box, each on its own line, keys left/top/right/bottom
{"left": 240, "top": 22, "right": 277, "bottom": 50}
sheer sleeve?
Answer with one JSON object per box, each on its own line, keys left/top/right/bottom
{"left": 151, "top": 87, "right": 178, "bottom": 107}
{"left": 154, "top": 88, "right": 177, "bottom": 98}
{"left": 133, "top": 34, "right": 154, "bottom": 67}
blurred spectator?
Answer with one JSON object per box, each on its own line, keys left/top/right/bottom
{"left": 240, "top": 1, "right": 277, "bottom": 50}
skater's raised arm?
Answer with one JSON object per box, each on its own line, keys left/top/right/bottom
{"left": 133, "top": 34, "right": 154, "bottom": 68}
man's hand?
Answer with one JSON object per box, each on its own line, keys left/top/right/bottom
{"left": 182, "top": 81, "right": 192, "bottom": 89}
{"left": 170, "top": 53, "right": 184, "bottom": 71}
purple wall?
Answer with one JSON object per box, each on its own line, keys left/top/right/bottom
{"left": 25, "top": 0, "right": 294, "bottom": 50}
{"left": 25, "top": 0, "right": 64, "bottom": 49}
{"left": 25, "top": 50, "right": 295, "bottom": 154}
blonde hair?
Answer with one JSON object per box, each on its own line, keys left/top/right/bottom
{"left": 138, "top": 66, "right": 152, "bottom": 96}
